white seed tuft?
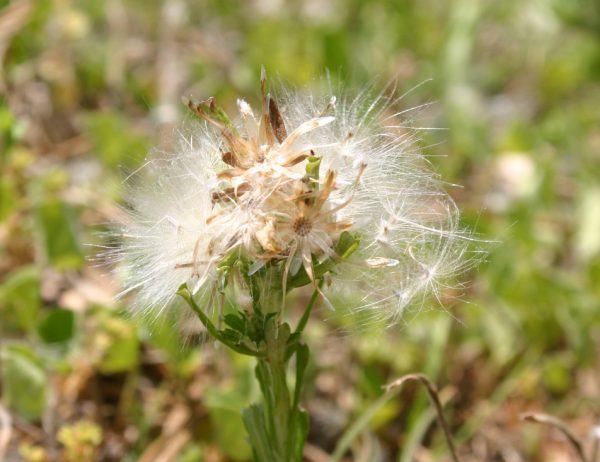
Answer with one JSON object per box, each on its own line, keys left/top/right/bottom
{"left": 103, "top": 78, "right": 479, "bottom": 324}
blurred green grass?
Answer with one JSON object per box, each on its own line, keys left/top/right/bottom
{"left": 1, "top": 0, "right": 600, "bottom": 460}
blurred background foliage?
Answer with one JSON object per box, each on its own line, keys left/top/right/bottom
{"left": 1, "top": 0, "right": 599, "bottom": 460}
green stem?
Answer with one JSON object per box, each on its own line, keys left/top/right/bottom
{"left": 294, "top": 284, "right": 322, "bottom": 335}
{"left": 260, "top": 355, "right": 291, "bottom": 459}
{"left": 178, "top": 283, "right": 309, "bottom": 462}
{"left": 250, "top": 306, "right": 309, "bottom": 462}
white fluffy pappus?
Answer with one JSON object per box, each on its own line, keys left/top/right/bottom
{"left": 104, "top": 74, "right": 479, "bottom": 324}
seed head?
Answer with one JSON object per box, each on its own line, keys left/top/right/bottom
{"left": 105, "top": 73, "right": 478, "bottom": 324}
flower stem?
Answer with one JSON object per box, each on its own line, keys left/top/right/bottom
{"left": 178, "top": 283, "right": 310, "bottom": 462}
{"left": 249, "top": 312, "right": 308, "bottom": 462}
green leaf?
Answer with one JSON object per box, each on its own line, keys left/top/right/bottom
{"left": 217, "top": 250, "right": 240, "bottom": 291}
{"left": 188, "top": 96, "right": 237, "bottom": 131}
{"left": 0, "top": 343, "right": 48, "bottom": 421}
{"left": 542, "top": 353, "right": 572, "bottom": 394}
{"left": 35, "top": 199, "right": 84, "bottom": 270}
{"left": 291, "top": 410, "right": 310, "bottom": 462}
{"left": 288, "top": 232, "right": 362, "bottom": 289}
{"left": 224, "top": 312, "right": 248, "bottom": 335}
{"left": 0, "top": 265, "right": 40, "bottom": 333}
{"left": 253, "top": 361, "right": 274, "bottom": 423}
{"left": 37, "top": 308, "right": 75, "bottom": 344}
{"left": 218, "top": 249, "right": 240, "bottom": 272}
{"left": 246, "top": 312, "right": 266, "bottom": 345}
{"left": 221, "top": 328, "right": 243, "bottom": 343}
{"left": 287, "top": 256, "right": 329, "bottom": 289}
{"left": 205, "top": 387, "right": 252, "bottom": 461}
{"left": 177, "top": 284, "right": 263, "bottom": 357}
{"left": 99, "top": 317, "right": 139, "bottom": 374}
{"left": 335, "top": 231, "right": 361, "bottom": 259}
{"left": 330, "top": 390, "right": 398, "bottom": 462}
{"left": 238, "top": 256, "right": 266, "bottom": 311}
{"left": 305, "top": 155, "right": 322, "bottom": 182}
{"left": 289, "top": 344, "right": 310, "bottom": 461}
{"left": 241, "top": 404, "right": 274, "bottom": 462}
{"left": 293, "top": 344, "right": 309, "bottom": 411}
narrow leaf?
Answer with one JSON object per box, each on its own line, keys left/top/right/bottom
{"left": 0, "top": 344, "right": 47, "bottom": 421}
{"left": 242, "top": 404, "right": 274, "bottom": 462}
{"left": 269, "top": 97, "right": 287, "bottom": 143}
{"left": 35, "top": 199, "right": 83, "bottom": 269}
{"left": 37, "top": 308, "right": 75, "bottom": 344}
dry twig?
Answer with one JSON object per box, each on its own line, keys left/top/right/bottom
{"left": 384, "top": 373, "right": 462, "bottom": 462}
{"left": 520, "top": 412, "right": 589, "bottom": 462}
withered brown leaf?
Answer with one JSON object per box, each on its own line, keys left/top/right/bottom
{"left": 269, "top": 97, "right": 287, "bottom": 143}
